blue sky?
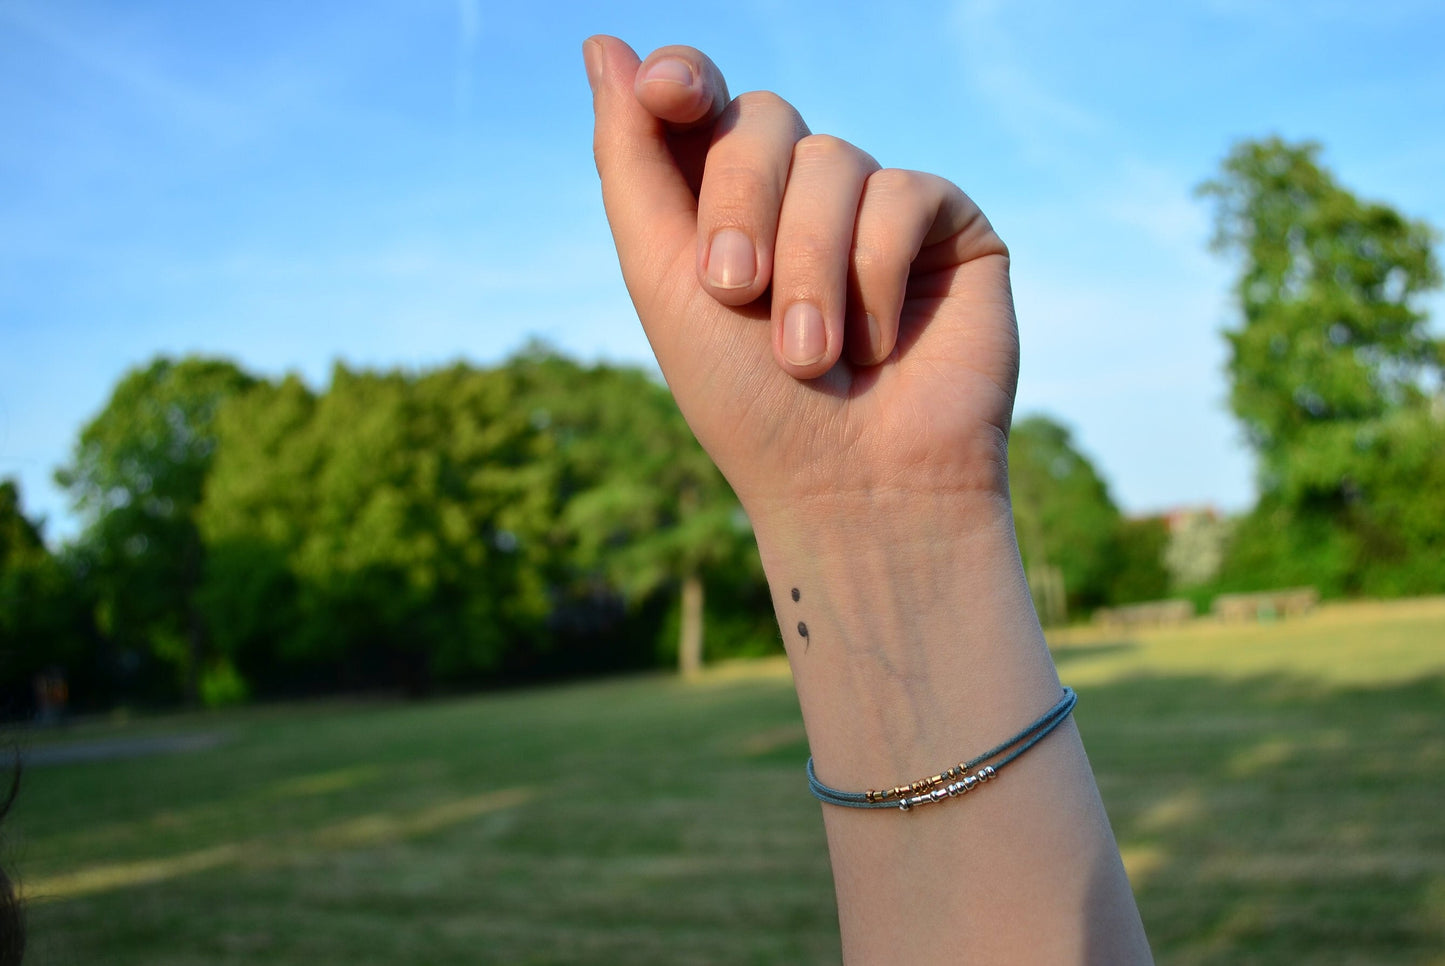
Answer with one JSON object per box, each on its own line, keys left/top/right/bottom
{"left": 3, "top": 0, "right": 1443, "bottom": 544}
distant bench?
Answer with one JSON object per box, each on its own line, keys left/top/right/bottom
{"left": 1093, "top": 599, "right": 1195, "bottom": 628}
{"left": 1212, "top": 587, "right": 1319, "bottom": 622}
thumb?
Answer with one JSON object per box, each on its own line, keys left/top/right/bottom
{"left": 584, "top": 36, "right": 698, "bottom": 304}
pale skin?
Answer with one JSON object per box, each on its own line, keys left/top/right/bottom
{"left": 585, "top": 35, "right": 1154, "bottom": 964}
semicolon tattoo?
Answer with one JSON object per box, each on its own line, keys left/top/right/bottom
{"left": 790, "top": 587, "right": 810, "bottom": 652}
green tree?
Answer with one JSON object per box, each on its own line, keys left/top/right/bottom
{"left": 56, "top": 357, "right": 256, "bottom": 704}
{"left": 1108, "top": 516, "right": 1171, "bottom": 605}
{"left": 506, "top": 348, "right": 763, "bottom": 677}
{"left": 1008, "top": 416, "right": 1123, "bottom": 619}
{"left": 200, "top": 350, "right": 765, "bottom": 690}
{"left": 194, "top": 375, "right": 316, "bottom": 691}
{"left": 0, "top": 481, "right": 72, "bottom": 706}
{"left": 201, "top": 364, "right": 555, "bottom": 693}
{"left": 0, "top": 481, "right": 103, "bottom": 714}
{"left": 1200, "top": 138, "right": 1444, "bottom": 594}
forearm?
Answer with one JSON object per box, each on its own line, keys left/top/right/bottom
{"left": 751, "top": 493, "right": 1153, "bottom": 964}
{"left": 587, "top": 34, "right": 1151, "bottom": 961}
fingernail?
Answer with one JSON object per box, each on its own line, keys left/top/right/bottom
{"left": 583, "top": 39, "right": 602, "bottom": 91}
{"left": 783, "top": 303, "right": 827, "bottom": 367}
{"left": 865, "top": 312, "right": 883, "bottom": 358}
{"left": 707, "top": 230, "right": 756, "bottom": 289}
{"left": 639, "top": 56, "right": 694, "bottom": 88}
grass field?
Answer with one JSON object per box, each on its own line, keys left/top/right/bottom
{"left": 9, "top": 597, "right": 1445, "bottom": 964}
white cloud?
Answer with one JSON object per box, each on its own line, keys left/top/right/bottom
{"left": 1091, "top": 159, "right": 1218, "bottom": 271}
{"left": 454, "top": 0, "right": 481, "bottom": 119}
{"left": 949, "top": 0, "right": 1107, "bottom": 163}
{"left": 0, "top": 2, "right": 261, "bottom": 145}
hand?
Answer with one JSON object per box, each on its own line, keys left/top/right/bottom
{"left": 585, "top": 36, "right": 1020, "bottom": 530}
{"left": 585, "top": 39, "right": 1155, "bottom": 964}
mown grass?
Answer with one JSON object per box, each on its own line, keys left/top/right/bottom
{"left": 9, "top": 597, "right": 1445, "bottom": 964}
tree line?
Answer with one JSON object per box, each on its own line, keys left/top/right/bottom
{"left": 2, "top": 137, "right": 1441, "bottom": 714}
{"left": 3, "top": 347, "right": 779, "bottom": 712}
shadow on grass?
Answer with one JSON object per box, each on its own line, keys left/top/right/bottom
{"left": 1075, "top": 671, "right": 1445, "bottom": 966}
{"left": 21, "top": 786, "right": 536, "bottom": 906}
{"left": 1051, "top": 640, "right": 1143, "bottom": 667}
{"left": 13, "top": 667, "right": 1445, "bottom": 965}
{"left": 22, "top": 733, "right": 232, "bottom": 767}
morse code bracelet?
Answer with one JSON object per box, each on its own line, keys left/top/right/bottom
{"left": 806, "top": 687, "right": 1078, "bottom": 812}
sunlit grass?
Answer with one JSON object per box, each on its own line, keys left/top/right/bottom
{"left": 1052, "top": 595, "right": 1445, "bottom": 686}
{"left": 11, "top": 598, "right": 1445, "bottom": 964}
{"left": 1055, "top": 596, "right": 1445, "bottom": 965}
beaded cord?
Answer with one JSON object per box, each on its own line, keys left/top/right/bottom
{"left": 806, "top": 687, "right": 1077, "bottom": 812}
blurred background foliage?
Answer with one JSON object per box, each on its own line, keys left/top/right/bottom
{"left": 1, "top": 136, "right": 1442, "bottom": 715}
{"left": 2, "top": 345, "right": 769, "bottom": 714}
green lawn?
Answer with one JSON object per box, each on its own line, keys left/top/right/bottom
{"left": 10, "top": 597, "right": 1445, "bottom": 964}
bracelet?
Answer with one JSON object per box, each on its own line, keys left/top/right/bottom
{"left": 806, "top": 687, "right": 1077, "bottom": 812}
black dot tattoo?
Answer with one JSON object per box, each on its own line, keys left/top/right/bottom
{"left": 790, "top": 588, "right": 810, "bottom": 651}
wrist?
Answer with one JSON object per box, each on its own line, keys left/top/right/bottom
{"left": 749, "top": 488, "right": 1063, "bottom": 790}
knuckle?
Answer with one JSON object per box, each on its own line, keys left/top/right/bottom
{"left": 850, "top": 237, "right": 889, "bottom": 279}
{"left": 730, "top": 89, "right": 791, "bottom": 118}
{"left": 792, "top": 134, "right": 879, "bottom": 176}
{"left": 700, "top": 164, "right": 780, "bottom": 223}
{"left": 866, "top": 167, "right": 927, "bottom": 202}
{"left": 792, "top": 133, "right": 852, "bottom": 165}
{"left": 714, "top": 91, "right": 807, "bottom": 143}
{"left": 781, "top": 240, "right": 837, "bottom": 273}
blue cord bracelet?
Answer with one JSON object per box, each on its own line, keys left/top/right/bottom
{"left": 806, "top": 687, "right": 1078, "bottom": 812}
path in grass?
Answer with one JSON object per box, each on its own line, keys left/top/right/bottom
{"left": 11, "top": 598, "right": 1445, "bottom": 964}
